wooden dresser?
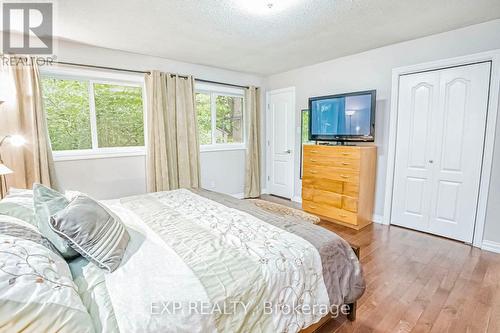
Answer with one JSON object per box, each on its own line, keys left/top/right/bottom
{"left": 302, "top": 145, "right": 377, "bottom": 230}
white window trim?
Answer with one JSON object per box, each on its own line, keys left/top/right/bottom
{"left": 195, "top": 82, "right": 246, "bottom": 152}
{"left": 41, "top": 65, "right": 147, "bottom": 161}
{"left": 53, "top": 147, "right": 146, "bottom": 161}
{"left": 200, "top": 144, "right": 246, "bottom": 153}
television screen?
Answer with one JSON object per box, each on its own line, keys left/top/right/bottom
{"left": 309, "top": 90, "right": 375, "bottom": 141}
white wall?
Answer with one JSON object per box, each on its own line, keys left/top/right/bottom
{"left": 265, "top": 19, "right": 500, "bottom": 242}
{"left": 51, "top": 38, "right": 265, "bottom": 199}
{"left": 55, "top": 155, "right": 147, "bottom": 200}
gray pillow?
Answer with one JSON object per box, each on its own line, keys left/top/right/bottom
{"left": 50, "top": 195, "right": 130, "bottom": 272}
{"left": 33, "top": 183, "right": 79, "bottom": 259}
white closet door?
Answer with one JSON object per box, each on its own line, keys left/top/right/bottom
{"left": 428, "top": 63, "right": 491, "bottom": 241}
{"left": 392, "top": 71, "right": 440, "bottom": 232}
{"left": 392, "top": 62, "right": 491, "bottom": 242}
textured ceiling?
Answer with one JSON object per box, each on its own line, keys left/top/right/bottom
{"left": 49, "top": 0, "right": 500, "bottom": 75}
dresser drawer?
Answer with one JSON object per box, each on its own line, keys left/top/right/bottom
{"left": 302, "top": 188, "right": 342, "bottom": 208}
{"left": 342, "top": 195, "right": 358, "bottom": 213}
{"left": 303, "top": 176, "right": 344, "bottom": 194}
{"left": 303, "top": 200, "right": 358, "bottom": 225}
{"left": 304, "top": 146, "right": 361, "bottom": 160}
{"left": 303, "top": 166, "right": 359, "bottom": 184}
{"left": 303, "top": 155, "right": 360, "bottom": 170}
{"left": 343, "top": 182, "right": 359, "bottom": 196}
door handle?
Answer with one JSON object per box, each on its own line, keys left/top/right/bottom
{"left": 284, "top": 149, "right": 292, "bottom": 154}
{"left": 429, "top": 160, "right": 434, "bottom": 164}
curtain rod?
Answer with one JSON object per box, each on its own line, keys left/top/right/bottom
{"left": 195, "top": 79, "right": 249, "bottom": 90}
{"left": 54, "top": 61, "right": 149, "bottom": 75}
{"left": 53, "top": 61, "right": 250, "bottom": 89}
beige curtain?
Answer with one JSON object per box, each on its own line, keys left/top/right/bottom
{"left": 0, "top": 57, "right": 59, "bottom": 197}
{"left": 244, "top": 86, "right": 261, "bottom": 198}
{"left": 145, "top": 71, "right": 200, "bottom": 192}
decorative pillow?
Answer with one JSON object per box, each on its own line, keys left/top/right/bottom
{"left": 0, "top": 215, "right": 95, "bottom": 333}
{"left": 50, "top": 195, "right": 130, "bottom": 272}
{"left": 33, "top": 183, "right": 79, "bottom": 259}
{"left": 0, "top": 188, "right": 36, "bottom": 226}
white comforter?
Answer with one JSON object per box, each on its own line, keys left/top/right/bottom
{"left": 73, "top": 189, "right": 332, "bottom": 333}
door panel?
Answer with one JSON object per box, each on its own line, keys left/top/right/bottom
{"left": 404, "top": 177, "right": 426, "bottom": 216}
{"left": 408, "top": 83, "right": 434, "bottom": 169}
{"left": 392, "top": 71, "right": 439, "bottom": 230}
{"left": 428, "top": 63, "right": 490, "bottom": 242}
{"left": 440, "top": 79, "right": 468, "bottom": 171}
{"left": 392, "top": 62, "right": 491, "bottom": 242}
{"left": 434, "top": 180, "right": 460, "bottom": 222}
{"left": 268, "top": 89, "right": 295, "bottom": 198}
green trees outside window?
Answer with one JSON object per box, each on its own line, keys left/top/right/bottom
{"left": 195, "top": 93, "right": 212, "bottom": 145}
{"left": 215, "top": 95, "right": 243, "bottom": 144}
{"left": 94, "top": 83, "right": 144, "bottom": 148}
{"left": 195, "top": 90, "right": 244, "bottom": 146}
{"left": 41, "top": 78, "right": 93, "bottom": 151}
{"left": 41, "top": 76, "right": 144, "bottom": 152}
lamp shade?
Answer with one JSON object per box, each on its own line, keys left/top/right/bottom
{"left": 0, "top": 163, "right": 13, "bottom": 175}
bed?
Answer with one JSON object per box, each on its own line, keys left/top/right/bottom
{"left": 0, "top": 187, "right": 365, "bottom": 333}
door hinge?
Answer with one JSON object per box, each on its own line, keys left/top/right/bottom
{"left": 267, "top": 176, "right": 270, "bottom": 181}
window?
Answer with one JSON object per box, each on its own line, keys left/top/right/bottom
{"left": 41, "top": 71, "right": 145, "bottom": 159}
{"left": 195, "top": 83, "right": 245, "bottom": 150}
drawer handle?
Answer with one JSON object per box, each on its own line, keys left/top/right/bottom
{"left": 309, "top": 205, "right": 317, "bottom": 209}
{"left": 339, "top": 214, "right": 347, "bottom": 218}
{"left": 310, "top": 159, "right": 318, "bottom": 162}
{"left": 340, "top": 175, "right": 349, "bottom": 179}
{"left": 311, "top": 170, "right": 318, "bottom": 174}
{"left": 341, "top": 162, "right": 350, "bottom": 166}
{"left": 310, "top": 150, "right": 319, "bottom": 153}
{"left": 342, "top": 153, "right": 350, "bottom": 156}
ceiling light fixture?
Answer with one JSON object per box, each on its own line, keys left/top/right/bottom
{"left": 235, "top": 0, "right": 300, "bottom": 15}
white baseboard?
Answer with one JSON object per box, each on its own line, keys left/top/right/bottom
{"left": 291, "top": 196, "right": 302, "bottom": 203}
{"left": 372, "top": 214, "right": 383, "bottom": 224}
{"left": 261, "top": 188, "right": 268, "bottom": 194}
{"left": 482, "top": 240, "right": 500, "bottom": 254}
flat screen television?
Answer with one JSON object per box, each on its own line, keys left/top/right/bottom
{"left": 309, "top": 90, "right": 376, "bottom": 142}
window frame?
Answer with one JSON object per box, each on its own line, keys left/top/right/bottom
{"left": 195, "top": 82, "right": 246, "bottom": 152}
{"left": 40, "top": 66, "right": 147, "bottom": 161}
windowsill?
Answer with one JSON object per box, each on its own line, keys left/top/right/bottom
{"left": 200, "top": 144, "right": 246, "bottom": 152}
{"left": 53, "top": 144, "right": 245, "bottom": 160}
{"left": 53, "top": 148, "right": 146, "bottom": 161}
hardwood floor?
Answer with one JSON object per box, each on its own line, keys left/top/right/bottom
{"left": 260, "top": 195, "right": 500, "bottom": 333}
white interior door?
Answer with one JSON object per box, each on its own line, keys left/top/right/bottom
{"left": 391, "top": 71, "right": 440, "bottom": 232}
{"left": 392, "top": 62, "right": 491, "bottom": 242}
{"left": 267, "top": 88, "right": 295, "bottom": 199}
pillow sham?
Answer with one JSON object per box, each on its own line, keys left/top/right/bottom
{"left": 0, "top": 215, "right": 95, "bottom": 333}
{"left": 0, "top": 188, "right": 36, "bottom": 225}
{"left": 50, "top": 195, "right": 130, "bottom": 272}
{"left": 33, "top": 183, "right": 79, "bottom": 259}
